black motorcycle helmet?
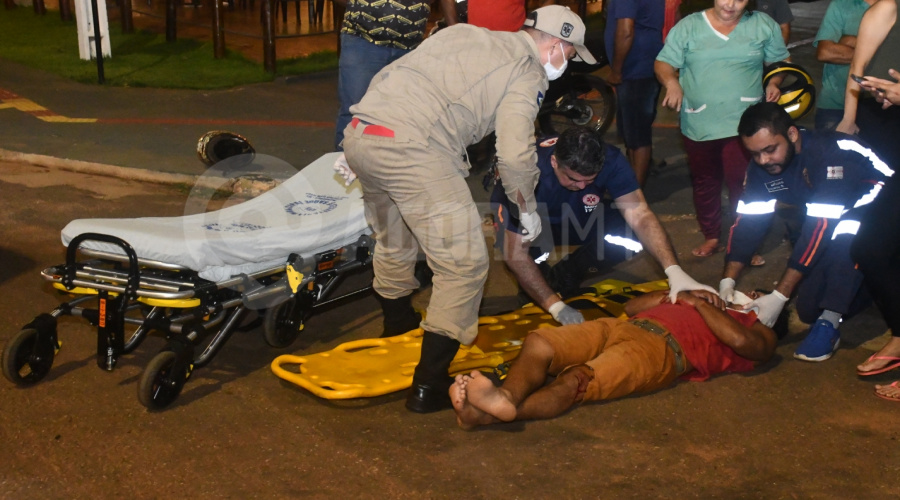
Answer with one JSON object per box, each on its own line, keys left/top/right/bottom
{"left": 196, "top": 130, "right": 255, "bottom": 167}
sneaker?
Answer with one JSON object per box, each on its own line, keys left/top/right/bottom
{"left": 794, "top": 320, "right": 841, "bottom": 362}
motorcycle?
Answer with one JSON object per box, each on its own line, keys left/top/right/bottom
{"left": 536, "top": 20, "right": 615, "bottom": 137}
{"left": 537, "top": 57, "right": 616, "bottom": 137}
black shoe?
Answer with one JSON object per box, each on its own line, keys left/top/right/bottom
{"left": 405, "top": 331, "right": 460, "bottom": 413}
{"left": 376, "top": 293, "right": 422, "bottom": 337}
{"left": 405, "top": 379, "right": 454, "bottom": 413}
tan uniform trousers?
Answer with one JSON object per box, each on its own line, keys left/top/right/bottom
{"left": 533, "top": 318, "right": 680, "bottom": 402}
{"left": 343, "top": 122, "right": 488, "bottom": 345}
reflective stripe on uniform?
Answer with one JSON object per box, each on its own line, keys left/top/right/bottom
{"left": 837, "top": 139, "right": 895, "bottom": 177}
{"left": 736, "top": 199, "right": 777, "bottom": 215}
{"left": 604, "top": 234, "right": 644, "bottom": 253}
{"left": 832, "top": 220, "right": 861, "bottom": 239}
{"left": 853, "top": 181, "right": 884, "bottom": 209}
{"left": 806, "top": 202, "right": 845, "bottom": 219}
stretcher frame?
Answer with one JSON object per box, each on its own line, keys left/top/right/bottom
{"left": 3, "top": 219, "right": 376, "bottom": 411}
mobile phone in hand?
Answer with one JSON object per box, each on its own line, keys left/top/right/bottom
{"left": 850, "top": 74, "right": 867, "bottom": 85}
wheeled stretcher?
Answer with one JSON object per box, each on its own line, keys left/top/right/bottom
{"left": 1, "top": 153, "right": 377, "bottom": 409}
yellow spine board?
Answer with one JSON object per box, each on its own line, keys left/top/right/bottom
{"left": 270, "top": 279, "right": 670, "bottom": 400}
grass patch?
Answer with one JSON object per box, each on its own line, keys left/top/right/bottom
{"left": 0, "top": 7, "right": 337, "bottom": 89}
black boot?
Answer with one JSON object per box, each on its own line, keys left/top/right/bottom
{"left": 406, "top": 331, "right": 460, "bottom": 413}
{"left": 376, "top": 294, "right": 422, "bottom": 338}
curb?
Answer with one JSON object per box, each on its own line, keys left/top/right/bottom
{"left": 0, "top": 148, "right": 231, "bottom": 190}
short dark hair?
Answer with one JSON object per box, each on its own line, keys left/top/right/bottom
{"left": 738, "top": 102, "right": 795, "bottom": 139}
{"left": 553, "top": 127, "right": 606, "bottom": 176}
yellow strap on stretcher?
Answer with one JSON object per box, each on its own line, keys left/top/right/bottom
{"left": 53, "top": 282, "right": 118, "bottom": 297}
{"left": 270, "top": 279, "right": 669, "bottom": 400}
{"left": 52, "top": 282, "right": 202, "bottom": 308}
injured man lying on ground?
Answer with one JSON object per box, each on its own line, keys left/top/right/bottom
{"left": 450, "top": 289, "right": 778, "bottom": 429}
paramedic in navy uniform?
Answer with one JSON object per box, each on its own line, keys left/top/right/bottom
{"left": 721, "top": 102, "right": 893, "bottom": 362}
{"left": 491, "top": 126, "right": 712, "bottom": 325}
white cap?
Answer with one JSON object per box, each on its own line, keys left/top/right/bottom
{"left": 523, "top": 5, "right": 597, "bottom": 64}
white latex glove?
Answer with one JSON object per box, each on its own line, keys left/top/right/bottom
{"left": 744, "top": 290, "right": 788, "bottom": 328}
{"left": 718, "top": 278, "right": 736, "bottom": 303}
{"left": 519, "top": 211, "right": 542, "bottom": 243}
{"left": 548, "top": 301, "right": 584, "bottom": 325}
{"left": 665, "top": 265, "right": 717, "bottom": 303}
{"left": 333, "top": 153, "right": 357, "bottom": 186}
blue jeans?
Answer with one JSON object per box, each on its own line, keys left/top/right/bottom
{"left": 334, "top": 34, "right": 410, "bottom": 150}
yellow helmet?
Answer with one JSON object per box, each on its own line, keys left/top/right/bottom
{"left": 196, "top": 130, "right": 255, "bottom": 167}
{"left": 763, "top": 62, "right": 816, "bottom": 120}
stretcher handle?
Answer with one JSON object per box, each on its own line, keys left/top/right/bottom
{"left": 65, "top": 232, "right": 141, "bottom": 297}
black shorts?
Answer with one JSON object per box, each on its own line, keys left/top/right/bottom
{"left": 615, "top": 77, "right": 661, "bottom": 149}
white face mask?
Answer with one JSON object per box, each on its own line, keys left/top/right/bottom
{"left": 543, "top": 44, "right": 568, "bottom": 81}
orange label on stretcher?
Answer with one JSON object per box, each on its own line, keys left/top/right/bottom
{"left": 317, "top": 261, "right": 334, "bottom": 271}
{"left": 99, "top": 298, "right": 106, "bottom": 328}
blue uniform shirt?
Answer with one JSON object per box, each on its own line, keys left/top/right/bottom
{"left": 727, "top": 130, "right": 894, "bottom": 272}
{"left": 492, "top": 135, "right": 640, "bottom": 243}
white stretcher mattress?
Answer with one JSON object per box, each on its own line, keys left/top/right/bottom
{"left": 62, "top": 153, "right": 370, "bottom": 281}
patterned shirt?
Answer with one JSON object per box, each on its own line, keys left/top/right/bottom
{"left": 341, "top": 0, "right": 431, "bottom": 49}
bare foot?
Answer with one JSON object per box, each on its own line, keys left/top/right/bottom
{"left": 691, "top": 239, "right": 721, "bottom": 258}
{"left": 875, "top": 381, "right": 900, "bottom": 401}
{"left": 466, "top": 370, "right": 517, "bottom": 422}
{"left": 450, "top": 372, "right": 500, "bottom": 430}
{"left": 857, "top": 335, "right": 900, "bottom": 374}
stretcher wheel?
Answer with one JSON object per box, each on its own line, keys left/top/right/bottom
{"left": 2, "top": 328, "right": 56, "bottom": 386}
{"left": 263, "top": 299, "right": 305, "bottom": 348}
{"left": 138, "top": 351, "right": 187, "bottom": 410}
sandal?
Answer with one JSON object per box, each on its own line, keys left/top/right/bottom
{"left": 750, "top": 254, "right": 765, "bottom": 267}
{"left": 875, "top": 381, "right": 900, "bottom": 402}
{"left": 857, "top": 354, "right": 900, "bottom": 376}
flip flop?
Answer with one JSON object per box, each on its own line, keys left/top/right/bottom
{"left": 750, "top": 254, "right": 766, "bottom": 267}
{"left": 857, "top": 355, "right": 900, "bottom": 376}
{"left": 874, "top": 381, "right": 900, "bottom": 402}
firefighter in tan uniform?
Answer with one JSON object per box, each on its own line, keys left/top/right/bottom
{"left": 336, "top": 5, "right": 597, "bottom": 413}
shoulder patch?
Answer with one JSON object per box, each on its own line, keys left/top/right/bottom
{"left": 537, "top": 91, "right": 544, "bottom": 108}
{"left": 539, "top": 137, "right": 558, "bottom": 148}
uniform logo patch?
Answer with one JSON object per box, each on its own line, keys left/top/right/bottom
{"left": 560, "top": 23, "right": 573, "bottom": 38}
{"left": 537, "top": 90, "right": 544, "bottom": 108}
{"left": 764, "top": 179, "right": 788, "bottom": 193}
{"left": 827, "top": 166, "right": 843, "bottom": 179}
{"left": 539, "top": 137, "right": 558, "bottom": 148}
{"left": 582, "top": 193, "right": 600, "bottom": 213}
